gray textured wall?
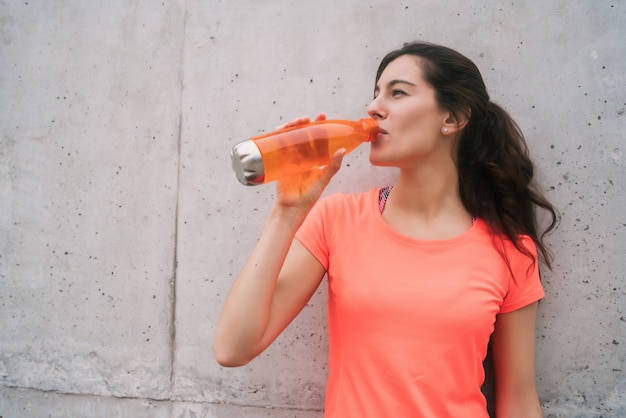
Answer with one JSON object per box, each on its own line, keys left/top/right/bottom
{"left": 1, "top": 1, "right": 624, "bottom": 417}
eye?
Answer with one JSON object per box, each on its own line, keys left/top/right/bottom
{"left": 392, "top": 89, "right": 407, "bottom": 97}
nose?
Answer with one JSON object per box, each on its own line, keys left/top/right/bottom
{"left": 367, "top": 95, "right": 386, "bottom": 120}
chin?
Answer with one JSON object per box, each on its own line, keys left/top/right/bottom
{"left": 369, "top": 143, "right": 391, "bottom": 166}
{"left": 369, "top": 154, "right": 392, "bottom": 167}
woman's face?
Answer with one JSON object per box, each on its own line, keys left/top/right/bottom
{"left": 367, "top": 55, "right": 452, "bottom": 168}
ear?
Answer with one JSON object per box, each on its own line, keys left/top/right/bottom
{"left": 441, "top": 111, "right": 469, "bottom": 135}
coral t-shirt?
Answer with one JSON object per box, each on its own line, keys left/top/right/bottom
{"left": 295, "top": 188, "right": 544, "bottom": 417}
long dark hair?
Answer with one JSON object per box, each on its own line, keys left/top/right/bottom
{"left": 376, "top": 42, "right": 558, "bottom": 269}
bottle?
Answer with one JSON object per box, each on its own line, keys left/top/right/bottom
{"left": 231, "top": 118, "right": 378, "bottom": 186}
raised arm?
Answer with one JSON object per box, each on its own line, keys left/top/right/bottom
{"left": 213, "top": 204, "right": 326, "bottom": 367}
{"left": 490, "top": 301, "right": 544, "bottom": 418}
{"left": 213, "top": 115, "right": 343, "bottom": 366}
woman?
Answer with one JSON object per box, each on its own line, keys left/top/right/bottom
{"left": 214, "top": 42, "right": 558, "bottom": 417}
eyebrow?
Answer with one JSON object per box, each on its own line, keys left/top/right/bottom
{"left": 374, "top": 79, "right": 418, "bottom": 93}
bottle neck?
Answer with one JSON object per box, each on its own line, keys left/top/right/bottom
{"left": 359, "top": 118, "right": 379, "bottom": 142}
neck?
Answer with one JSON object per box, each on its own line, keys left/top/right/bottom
{"left": 390, "top": 159, "right": 468, "bottom": 221}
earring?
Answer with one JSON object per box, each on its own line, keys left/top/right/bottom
{"left": 442, "top": 127, "right": 449, "bottom": 134}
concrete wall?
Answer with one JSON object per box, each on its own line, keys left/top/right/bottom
{"left": 0, "top": 0, "right": 624, "bottom": 417}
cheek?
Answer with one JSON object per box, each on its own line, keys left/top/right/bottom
{"left": 399, "top": 116, "right": 436, "bottom": 141}
{"left": 407, "top": 109, "right": 445, "bottom": 137}
{"left": 397, "top": 102, "right": 438, "bottom": 127}
{"left": 398, "top": 118, "right": 444, "bottom": 155}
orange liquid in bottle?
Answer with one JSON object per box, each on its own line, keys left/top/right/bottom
{"left": 250, "top": 119, "right": 378, "bottom": 184}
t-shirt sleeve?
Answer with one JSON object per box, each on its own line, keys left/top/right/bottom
{"left": 499, "top": 236, "right": 545, "bottom": 314}
{"left": 295, "top": 195, "right": 335, "bottom": 271}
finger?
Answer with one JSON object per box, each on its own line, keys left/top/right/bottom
{"left": 275, "top": 116, "right": 311, "bottom": 131}
{"left": 321, "top": 148, "right": 346, "bottom": 183}
{"left": 314, "top": 113, "right": 327, "bottom": 122}
{"left": 329, "top": 148, "right": 346, "bottom": 173}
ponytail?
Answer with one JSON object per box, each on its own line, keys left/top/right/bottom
{"left": 457, "top": 101, "right": 558, "bottom": 269}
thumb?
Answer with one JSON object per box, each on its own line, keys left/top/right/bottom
{"left": 321, "top": 148, "right": 346, "bottom": 183}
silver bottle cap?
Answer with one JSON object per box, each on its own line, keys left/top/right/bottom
{"left": 231, "top": 139, "right": 265, "bottom": 185}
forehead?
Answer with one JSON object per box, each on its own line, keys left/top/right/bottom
{"left": 377, "top": 55, "right": 426, "bottom": 85}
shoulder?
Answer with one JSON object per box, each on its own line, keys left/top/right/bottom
{"left": 316, "top": 188, "right": 379, "bottom": 212}
{"left": 477, "top": 220, "right": 538, "bottom": 258}
{"left": 502, "top": 234, "right": 538, "bottom": 265}
{"left": 496, "top": 232, "right": 540, "bottom": 290}
{"left": 473, "top": 220, "right": 539, "bottom": 280}
{"left": 297, "top": 188, "right": 380, "bottom": 256}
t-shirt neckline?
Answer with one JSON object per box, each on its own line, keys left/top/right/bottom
{"left": 371, "top": 187, "right": 482, "bottom": 247}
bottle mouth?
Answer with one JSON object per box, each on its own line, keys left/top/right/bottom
{"left": 231, "top": 139, "right": 265, "bottom": 185}
{"left": 360, "top": 118, "right": 379, "bottom": 141}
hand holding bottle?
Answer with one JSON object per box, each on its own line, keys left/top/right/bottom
{"left": 273, "top": 114, "right": 346, "bottom": 210}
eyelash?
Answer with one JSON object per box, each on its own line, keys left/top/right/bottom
{"left": 373, "top": 89, "right": 408, "bottom": 100}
